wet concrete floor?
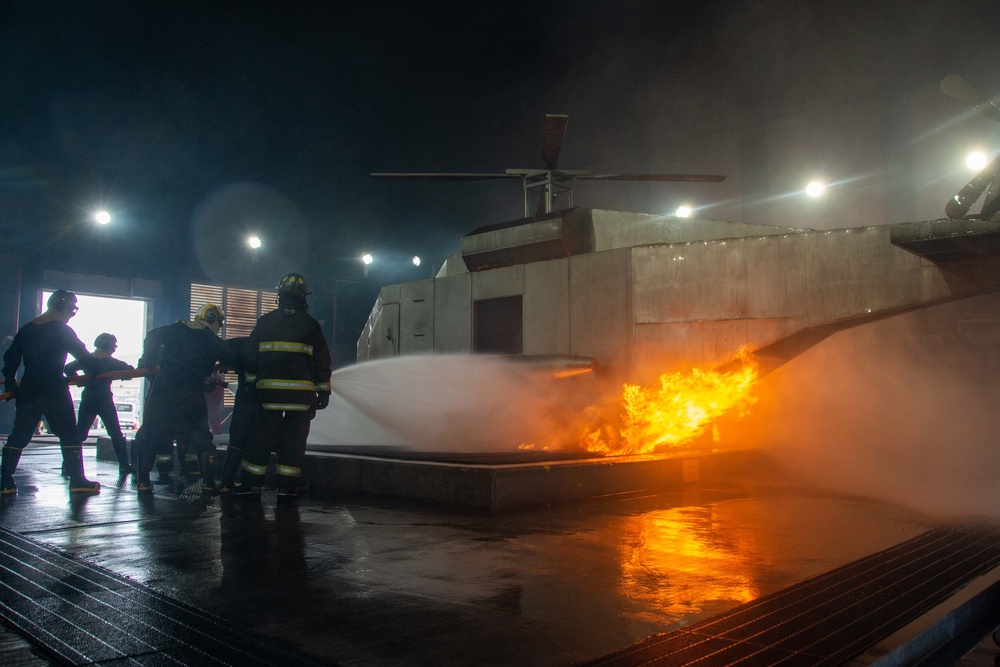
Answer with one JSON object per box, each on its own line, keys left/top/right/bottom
{"left": 1, "top": 441, "right": 999, "bottom": 666}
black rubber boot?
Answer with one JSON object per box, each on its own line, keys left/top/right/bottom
{"left": 184, "top": 452, "right": 201, "bottom": 483}
{"left": 276, "top": 481, "right": 301, "bottom": 501}
{"left": 233, "top": 458, "right": 266, "bottom": 496}
{"left": 112, "top": 437, "right": 131, "bottom": 477}
{"left": 218, "top": 446, "right": 244, "bottom": 494}
{"left": 137, "top": 445, "right": 157, "bottom": 495}
{"left": 1, "top": 445, "right": 22, "bottom": 496}
{"left": 63, "top": 446, "right": 100, "bottom": 494}
{"left": 199, "top": 447, "right": 218, "bottom": 498}
{"left": 155, "top": 452, "right": 174, "bottom": 482}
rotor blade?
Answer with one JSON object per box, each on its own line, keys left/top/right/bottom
{"left": 944, "top": 154, "right": 1000, "bottom": 219}
{"left": 579, "top": 173, "right": 726, "bottom": 182}
{"left": 371, "top": 173, "right": 521, "bottom": 180}
{"left": 539, "top": 114, "right": 569, "bottom": 169}
{"left": 941, "top": 74, "right": 1000, "bottom": 125}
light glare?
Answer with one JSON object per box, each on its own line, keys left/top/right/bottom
{"left": 412, "top": 256, "right": 421, "bottom": 266}
{"left": 806, "top": 181, "right": 825, "bottom": 197}
{"left": 247, "top": 235, "right": 262, "bottom": 249}
{"left": 362, "top": 253, "right": 374, "bottom": 265}
{"left": 967, "top": 151, "right": 989, "bottom": 171}
{"left": 94, "top": 210, "right": 111, "bottom": 225}
{"left": 675, "top": 205, "right": 692, "bottom": 218}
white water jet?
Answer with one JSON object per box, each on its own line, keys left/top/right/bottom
{"left": 309, "top": 354, "right": 598, "bottom": 452}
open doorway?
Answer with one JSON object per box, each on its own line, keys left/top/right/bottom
{"left": 40, "top": 290, "right": 149, "bottom": 436}
{"left": 474, "top": 295, "right": 523, "bottom": 354}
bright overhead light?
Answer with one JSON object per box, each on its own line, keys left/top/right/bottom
{"left": 247, "top": 235, "right": 262, "bottom": 249}
{"left": 806, "top": 181, "right": 826, "bottom": 198}
{"left": 675, "top": 205, "right": 692, "bottom": 218}
{"left": 94, "top": 210, "right": 111, "bottom": 225}
{"left": 412, "top": 256, "right": 421, "bottom": 266}
{"left": 361, "top": 253, "right": 374, "bottom": 265}
{"left": 966, "top": 151, "right": 989, "bottom": 171}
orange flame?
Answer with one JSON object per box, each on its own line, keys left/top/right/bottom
{"left": 584, "top": 347, "right": 759, "bottom": 456}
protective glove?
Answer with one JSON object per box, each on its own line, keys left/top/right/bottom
{"left": 316, "top": 392, "right": 330, "bottom": 410}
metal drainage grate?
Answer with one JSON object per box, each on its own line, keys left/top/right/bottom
{"left": 0, "top": 527, "right": 335, "bottom": 666}
{"left": 580, "top": 526, "right": 1000, "bottom": 667}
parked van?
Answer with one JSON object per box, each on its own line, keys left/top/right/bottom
{"left": 44, "top": 401, "right": 140, "bottom": 435}
{"left": 112, "top": 402, "right": 139, "bottom": 431}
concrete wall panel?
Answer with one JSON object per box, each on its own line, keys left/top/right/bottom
{"left": 630, "top": 318, "right": 802, "bottom": 382}
{"left": 399, "top": 280, "right": 434, "bottom": 355}
{"left": 633, "top": 234, "right": 811, "bottom": 325}
{"left": 357, "top": 297, "right": 391, "bottom": 362}
{"left": 569, "top": 250, "right": 628, "bottom": 375}
{"left": 434, "top": 274, "right": 472, "bottom": 353}
{"left": 378, "top": 283, "right": 401, "bottom": 305}
{"left": 364, "top": 301, "right": 398, "bottom": 359}
{"left": 591, "top": 210, "right": 797, "bottom": 252}
{"left": 801, "top": 226, "right": 943, "bottom": 324}
{"left": 524, "top": 258, "right": 570, "bottom": 355}
{"left": 633, "top": 226, "right": 958, "bottom": 331}
{"left": 472, "top": 265, "right": 524, "bottom": 301}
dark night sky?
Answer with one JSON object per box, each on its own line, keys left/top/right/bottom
{"left": 4, "top": 1, "right": 1000, "bottom": 289}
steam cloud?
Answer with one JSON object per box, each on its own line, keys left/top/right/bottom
{"left": 754, "top": 306, "right": 1000, "bottom": 519}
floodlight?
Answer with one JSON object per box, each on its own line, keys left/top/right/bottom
{"left": 967, "top": 151, "right": 988, "bottom": 171}
{"left": 806, "top": 181, "right": 825, "bottom": 197}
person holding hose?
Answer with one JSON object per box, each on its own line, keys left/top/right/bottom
{"left": 234, "top": 274, "right": 331, "bottom": 499}
{"left": 135, "top": 304, "right": 235, "bottom": 497}
{"left": 65, "top": 333, "right": 135, "bottom": 482}
{"left": 1, "top": 290, "right": 101, "bottom": 495}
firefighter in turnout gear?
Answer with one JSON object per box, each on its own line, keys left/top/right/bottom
{"left": 136, "top": 320, "right": 195, "bottom": 482}
{"left": 135, "top": 304, "right": 236, "bottom": 496}
{"left": 234, "top": 274, "right": 331, "bottom": 499}
{"left": 2, "top": 290, "right": 101, "bottom": 495}
{"left": 65, "top": 333, "right": 135, "bottom": 480}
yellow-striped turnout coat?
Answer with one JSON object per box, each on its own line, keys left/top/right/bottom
{"left": 246, "top": 307, "right": 332, "bottom": 412}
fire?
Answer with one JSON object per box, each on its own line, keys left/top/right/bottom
{"left": 583, "top": 347, "right": 759, "bottom": 456}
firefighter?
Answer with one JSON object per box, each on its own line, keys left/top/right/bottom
{"left": 1, "top": 290, "right": 101, "bottom": 495}
{"left": 136, "top": 319, "right": 196, "bottom": 483}
{"left": 135, "top": 304, "right": 236, "bottom": 497}
{"left": 234, "top": 274, "right": 331, "bottom": 499}
{"left": 217, "top": 336, "right": 254, "bottom": 494}
{"left": 65, "top": 333, "right": 136, "bottom": 480}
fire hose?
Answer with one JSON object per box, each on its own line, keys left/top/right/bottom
{"left": 0, "top": 364, "right": 236, "bottom": 401}
{"left": 0, "top": 368, "right": 153, "bottom": 402}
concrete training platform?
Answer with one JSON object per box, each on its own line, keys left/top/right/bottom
{"left": 97, "top": 436, "right": 771, "bottom": 511}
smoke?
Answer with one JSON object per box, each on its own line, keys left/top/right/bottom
{"left": 315, "top": 354, "right": 602, "bottom": 453}
{"left": 752, "top": 310, "right": 1000, "bottom": 519}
